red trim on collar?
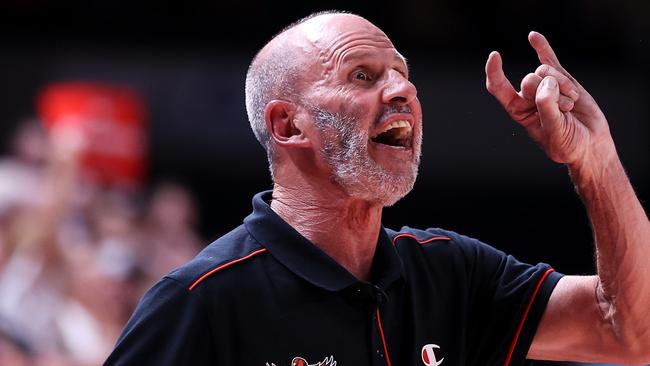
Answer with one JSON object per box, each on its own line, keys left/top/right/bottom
{"left": 503, "top": 268, "right": 555, "bottom": 366}
{"left": 392, "top": 233, "right": 451, "bottom": 245}
{"left": 188, "top": 248, "right": 267, "bottom": 291}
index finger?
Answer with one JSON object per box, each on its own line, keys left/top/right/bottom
{"left": 528, "top": 31, "right": 562, "bottom": 69}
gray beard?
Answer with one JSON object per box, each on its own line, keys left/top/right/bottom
{"left": 311, "top": 107, "right": 420, "bottom": 207}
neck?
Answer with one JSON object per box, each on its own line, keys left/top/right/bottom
{"left": 270, "top": 180, "right": 383, "bottom": 281}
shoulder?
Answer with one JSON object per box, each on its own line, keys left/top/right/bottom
{"left": 387, "top": 225, "right": 501, "bottom": 256}
{"left": 385, "top": 225, "right": 525, "bottom": 279}
{"left": 164, "top": 224, "right": 269, "bottom": 292}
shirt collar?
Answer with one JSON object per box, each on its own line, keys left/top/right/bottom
{"left": 243, "top": 191, "right": 405, "bottom": 292}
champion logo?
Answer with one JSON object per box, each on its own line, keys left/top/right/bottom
{"left": 421, "top": 344, "right": 444, "bottom": 366}
{"left": 266, "top": 355, "right": 337, "bottom": 366}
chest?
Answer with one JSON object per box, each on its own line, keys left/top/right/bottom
{"left": 205, "top": 281, "right": 469, "bottom": 366}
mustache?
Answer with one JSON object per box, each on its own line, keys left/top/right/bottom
{"left": 309, "top": 103, "right": 412, "bottom": 129}
{"left": 375, "top": 104, "right": 412, "bottom": 126}
{"left": 386, "top": 104, "right": 412, "bottom": 114}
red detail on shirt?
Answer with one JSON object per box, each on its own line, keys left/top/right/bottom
{"left": 188, "top": 248, "right": 267, "bottom": 291}
{"left": 392, "top": 233, "right": 451, "bottom": 245}
{"left": 376, "top": 307, "right": 393, "bottom": 366}
{"left": 503, "top": 268, "right": 555, "bottom": 366}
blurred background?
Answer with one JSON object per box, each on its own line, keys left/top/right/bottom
{"left": 0, "top": 0, "right": 647, "bottom": 365}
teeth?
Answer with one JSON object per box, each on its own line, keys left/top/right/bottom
{"left": 371, "top": 120, "right": 412, "bottom": 138}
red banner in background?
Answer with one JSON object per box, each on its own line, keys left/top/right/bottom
{"left": 37, "top": 82, "right": 148, "bottom": 188}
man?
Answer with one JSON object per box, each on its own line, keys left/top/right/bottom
{"left": 105, "top": 11, "right": 650, "bottom": 365}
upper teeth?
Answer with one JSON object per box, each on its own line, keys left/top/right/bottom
{"left": 372, "top": 120, "right": 412, "bottom": 138}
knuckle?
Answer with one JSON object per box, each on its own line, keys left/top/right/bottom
{"left": 505, "top": 103, "right": 520, "bottom": 117}
{"left": 485, "top": 80, "right": 497, "bottom": 93}
{"left": 522, "top": 73, "right": 537, "bottom": 83}
{"left": 535, "top": 64, "right": 551, "bottom": 76}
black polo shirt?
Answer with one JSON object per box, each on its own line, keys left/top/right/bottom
{"left": 105, "top": 191, "right": 562, "bottom": 366}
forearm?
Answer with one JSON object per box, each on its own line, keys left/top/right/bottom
{"left": 569, "top": 142, "right": 650, "bottom": 354}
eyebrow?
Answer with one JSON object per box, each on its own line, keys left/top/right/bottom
{"left": 341, "top": 50, "right": 410, "bottom": 74}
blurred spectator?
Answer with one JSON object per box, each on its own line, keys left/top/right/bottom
{"left": 0, "top": 120, "right": 85, "bottom": 364}
{"left": 0, "top": 119, "right": 49, "bottom": 266}
{"left": 138, "top": 181, "right": 203, "bottom": 285}
{"left": 0, "top": 98, "right": 203, "bottom": 363}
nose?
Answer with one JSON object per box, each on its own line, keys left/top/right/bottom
{"left": 381, "top": 69, "right": 417, "bottom": 105}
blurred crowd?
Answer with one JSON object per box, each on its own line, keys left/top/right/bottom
{"left": 0, "top": 119, "right": 204, "bottom": 365}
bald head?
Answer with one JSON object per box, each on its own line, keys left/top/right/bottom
{"left": 244, "top": 11, "right": 385, "bottom": 175}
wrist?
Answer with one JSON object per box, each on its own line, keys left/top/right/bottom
{"left": 568, "top": 140, "right": 619, "bottom": 189}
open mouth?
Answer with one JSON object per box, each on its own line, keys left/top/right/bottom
{"left": 370, "top": 120, "right": 412, "bottom": 148}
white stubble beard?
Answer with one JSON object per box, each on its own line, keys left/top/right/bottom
{"left": 311, "top": 107, "right": 422, "bottom": 207}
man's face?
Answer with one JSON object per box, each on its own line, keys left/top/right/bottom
{"left": 297, "top": 15, "right": 423, "bottom": 206}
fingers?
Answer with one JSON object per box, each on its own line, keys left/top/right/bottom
{"left": 528, "top": 31, "right": 580, "bottom": 83}
{"left": 535, "top": 64, "right": 579, "bottom": 99}
{"left": 528, "top": 33, "right": 583, "bottom": 114}
{"left": 520, "top": 73, "right": 542, "bottom": 101}
{"left": 535, "top": 76, "right": 563, "bottom": 132}
{"left": 521, "top": 72, "right": 575, "bottom": 112}
{"left": 485, "top": 51, "right": 518, "bottom": 107}
{"left": 557, "top": 96, "right": 575, "bottom": 113}
{"left": 528, "top": 31, "right": 562, "bottom": 69}
{"left": 535, "top": 64, "right": 580, "bottom": 112}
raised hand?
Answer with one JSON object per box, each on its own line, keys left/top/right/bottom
{"left": 485, "top": 32, "right": 614, "bottom": 168}
{"left": 489, "top": 35, "right": 650, "bottom": 366}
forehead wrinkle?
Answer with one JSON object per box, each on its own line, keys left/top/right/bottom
{"left": 339, "top": 47, "right": 384, "bottom": 64}
{"left": 318, "top": 37, "right": 396, "bottom": 79}
{"left": 318, "top": 28, "right": 392, "bottom": 61}
{"left": 339, "top": 48, "right": 409, "bottom": 72}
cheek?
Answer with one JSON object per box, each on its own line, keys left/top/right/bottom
{"left": 340, "top": 96, "right": 376, "bottom": 129}
{"left": 324, "top": 86, "right": 372, "bottom": 115}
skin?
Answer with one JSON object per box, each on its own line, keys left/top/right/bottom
{"left": 265, "top": 14, "right": 421, "bottom": 281}
{"left": 263, "top": 13, "right": 650, "bottom": 364}
{"left": 486, "top": 32, "right": 650, "bottom": 363}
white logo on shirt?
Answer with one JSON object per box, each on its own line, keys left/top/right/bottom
{"left": 421, "top": 344, "right": 444, "bottom": 366}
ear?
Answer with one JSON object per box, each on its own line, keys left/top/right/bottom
{"left": 264, "top": 100, "right": 311, "bottom": 148}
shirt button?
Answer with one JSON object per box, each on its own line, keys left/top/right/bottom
{"left": 376, "top": 349, "right": 384, "bottom": 358}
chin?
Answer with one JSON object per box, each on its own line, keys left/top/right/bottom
{"left": 346, "top": 168, "right": 418, "bottom": 207}
{"left": 379, "top": 179, "right": 416, "bottom": 207}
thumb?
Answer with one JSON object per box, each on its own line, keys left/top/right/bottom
{"left": 535, "top": 76, "right": 563, "bottom": 131}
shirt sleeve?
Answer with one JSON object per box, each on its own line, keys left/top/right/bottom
{"left": 104, "top": 277, "right": 216, "bottom": 366}
{"left": 452, "top": 233, "right": 563, "bottom": 366}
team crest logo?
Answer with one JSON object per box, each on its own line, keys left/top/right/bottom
{"left": 266, "top": 355, "right": 337, "bottom": 366}
{"left": 421, "top": 344, "right": 444, "bottom": 366}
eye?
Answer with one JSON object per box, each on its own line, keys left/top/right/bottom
{"left": 353, "top": 70, "right": 372, "bottom": 82}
